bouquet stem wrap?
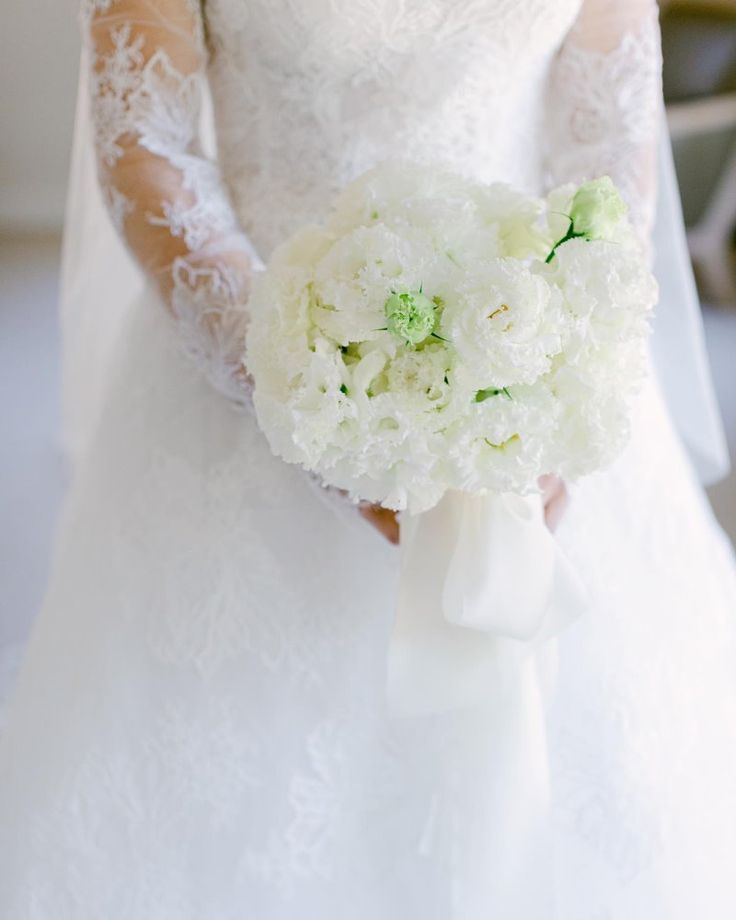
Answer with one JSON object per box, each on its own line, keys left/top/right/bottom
{"left": 388, "top": 492, "right": 588, "bottom": 717}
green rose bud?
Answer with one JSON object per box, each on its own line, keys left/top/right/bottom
{"left": 570, "top": 176, "right": 627, "bottom": 240}
{"left": 384, "top": 289, "right": 437, "bottom": 346}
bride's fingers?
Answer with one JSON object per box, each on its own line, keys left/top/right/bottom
{"left": 539, "top": 474, "right": 569, "bottom": 532}
{"left": 358, "top": 503, "right": 400, "bottom": 544}
{"left": 359, "top": 481, "right": 567, "bottom": 543}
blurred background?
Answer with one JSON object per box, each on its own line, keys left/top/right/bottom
{"left": 1, "top": 0, "right": 735, "bottom": 674}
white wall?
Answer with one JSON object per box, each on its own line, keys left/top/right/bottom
{"left": 0, "top": 0, "right": 80, "bottom": 231}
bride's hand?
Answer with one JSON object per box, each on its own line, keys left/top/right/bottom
{"left": 358, "top": 503, "right": 400, "bottom": 545}
{"left": 359, "top": 475, "right": 568, "bottom": 545}
{"left": 539, "top": 474, "right": 569, "bottom": 531}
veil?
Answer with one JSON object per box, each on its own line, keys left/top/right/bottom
{"left": 59, "top": 55, "right": 730, "bottom": 484}
{"left": 649, "top": 107, "right": 730, "bottom": 484}
{"left": 59, "top": 47, "right": 143, "bottom": 468}
{"left": 58, "top": 46, "right": 221, "bottom": 468}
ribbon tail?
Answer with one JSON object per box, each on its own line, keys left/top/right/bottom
{"left": 441, "top": 492, "right": 557, "bottom": 638}
{"left": 387, "top": 491, "right": 587, "bottom": 717}
{"left": 387, "top": 499, "right": 514, "bottom": 717}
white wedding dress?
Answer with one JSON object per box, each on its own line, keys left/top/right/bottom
{"left": 3, "top": 1, "right": 736, "bottom": 917}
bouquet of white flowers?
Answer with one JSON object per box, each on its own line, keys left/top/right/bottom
{"left": 247, "top": 162, "right": 656, "bottom": 515}
{"left": 248, "top": 162, "right": 658, "bottom": 716}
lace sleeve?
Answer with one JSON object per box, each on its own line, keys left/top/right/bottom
{"left": 546, "top": 0, "right": 663, "bottom": 242}
{"left": 83, "top": 0, "right": 256, "bottom": 404}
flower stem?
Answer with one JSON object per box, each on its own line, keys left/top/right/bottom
{"left": 545, "top": 218, "right": 584, "bottom": 263}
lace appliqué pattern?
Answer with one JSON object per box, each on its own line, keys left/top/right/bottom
{"left": 203, "top": 0, "right": 583, "bottom": 256}
{"left": 85, "top": 0, "right": 254, "bottom": 405}
{"left": 546, "top": 7, "right": 663, "bottom": 236}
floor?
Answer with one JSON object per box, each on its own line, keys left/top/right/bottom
{"left": 1, "top": 232, "right": 735, "bottom": 666}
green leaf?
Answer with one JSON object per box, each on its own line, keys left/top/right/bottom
{"left": 474, "top": 386, "right": 512, "bottom": 403}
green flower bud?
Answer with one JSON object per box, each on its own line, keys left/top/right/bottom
{"left": 570, "top": 176, "right": 627, "bottom": 240}
{"left": 384, "top": 289, "right": 436, "bottom": 346}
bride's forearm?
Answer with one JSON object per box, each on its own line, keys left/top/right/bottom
{"left": 545, "top": 0, "right": 662, "bottom": 244}
{"left": 85, "top": 0, "right": 256, "bottom": 402}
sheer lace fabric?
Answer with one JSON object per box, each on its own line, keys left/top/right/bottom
{"left": 202, "top": 0, "right": 583, "bottom": 256}
{"left": 547, "top": 0, "right": 662, "bottom": 238}
{"left": 2, "top": 1, "right": 736, "bottom": 918}
{"left": 85, "top": 0, "right": 255, "bottom": 404}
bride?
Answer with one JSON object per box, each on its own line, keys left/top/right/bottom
{"left": 2, "top": 0, "right": 736, "bottom": 916}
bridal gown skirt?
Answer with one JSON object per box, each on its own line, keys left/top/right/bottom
{"left": 2, "top": 291, "right": 736, "bottom": 920}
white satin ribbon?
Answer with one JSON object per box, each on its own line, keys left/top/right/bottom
{"left": 387, "top": 490, "right": 587, "bottom": 717}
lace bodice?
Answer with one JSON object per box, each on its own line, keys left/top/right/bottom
{"left": 83, "top": 0, "right": 662, "bottom": 397}
{"left": 204, "top": 0, "right": 582, "bottom": 256}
